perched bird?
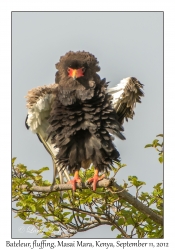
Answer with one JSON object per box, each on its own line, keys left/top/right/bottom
{"left": 25, "top": 51, "right": 143, "bottom": 190}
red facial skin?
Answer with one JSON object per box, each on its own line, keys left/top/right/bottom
{"left": 67, "top": 67, "right": 85, "bottom": 79}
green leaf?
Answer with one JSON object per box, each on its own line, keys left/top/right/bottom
{"left": 128, "top": 175, "right": 138, "bottom": 181}
{"left": 18, "top": 213, "right": 26, "bottom": 220}
{"left": 156, "top": 134, "right": 163, "bottom": 137}
{"left": 159, "top": 156, "right": 163, "bottom": 163}
{"left": 153, "top": 183, "right": 162, "bottom": 189}
{"left": 42, "top": 180, "right": 51, "bottom": 186}
{"left": 37, "top": 207, "right": 45, "bottom": 213}
{"left": 45, "top": 231, "right": 52, "bottom": 237}
{"left": 153, "top": 139, "right": 159, "bottom": 145}
{"left": 66, "top": 215, "right": 74, "bottom": 223}
{"left": 63, "top": 212, "right": 71, "bottom": 216}
{"left": 23, "top": 220, "right": 34, "bottom": 224}
{"left": 17, "top": 164, "right": 27, "bottom": 173}
{"left": 117, "top": 218, "right": 125, "bottom": 226}
{"left": 123, "top": 182, "right": 128, "bottom": 188}
{"left": 116, "top": 234, "right": 122, "bottom": 238}
{"left": 145, "top": 144, "right": 153, "bottom": 148}
{"left": 128, "top": 176, "right": 146, "bottom": 187}
{"left": 16, "top": 201, "right": 23, "bottom": 207}
{"left": 126, "top": 217, "right": 134, "bottom": 225}
{"left": 111, "top": 225, "right": 116, "bottom": 231}
{"left": 34, "top": 175, "right": 42, "bottom": 181}
{"left": 29, "top": 204, "right": 36, "bottom": 212}
{"left": 37, "top": 167, "right": 49, "bottom": 174}
{"left": 12, "top": 157, "right": 17, "bottom": 165}
{"left": 78, "top": 213, "right": 87, "bottom": 219}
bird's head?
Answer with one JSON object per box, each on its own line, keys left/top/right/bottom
{"left": 55, "top": 51, "right": 101, "bottom": 83}
{"left": 67, "top": 61, "right": 86, "bottom": 80}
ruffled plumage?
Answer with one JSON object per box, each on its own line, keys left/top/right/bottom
{"left": 107, "top": 77, "right": 144, "bottom": 124}
{"left": 25, "top": 83, "right": 70, "bottom": 184}
{"left": 48, "top": 51, "right": 125, "bottom": 173}
{"left": 25, "top": 51, "right": 144, "bottom": 186}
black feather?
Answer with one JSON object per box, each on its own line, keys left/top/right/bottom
{"left": 48, "top": 51, "right": 125, "bottom": 173}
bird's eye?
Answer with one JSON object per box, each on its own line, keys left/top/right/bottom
{"left": 82, "top": 67, "right": 85, "bottom": 73}
{"left": 67, "top": 67, "right": 71, "bottom": 73}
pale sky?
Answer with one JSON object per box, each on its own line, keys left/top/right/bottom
{"left": 12, "top": 12, "right": 163, "bottom": 238}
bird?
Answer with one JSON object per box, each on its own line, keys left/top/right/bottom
{"left": 25, "top": 50, "right": 144, "bottom": 191}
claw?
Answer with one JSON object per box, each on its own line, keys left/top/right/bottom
{"left": 87, "top": 169, "right": 105, "bottom": 191}
{"left": 67, "top": 170, "right": 81, "bottom": 191}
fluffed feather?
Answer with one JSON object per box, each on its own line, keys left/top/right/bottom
{"left": 25, "top": 84, "right": 70, "bottom": 184}
{"left": 107, "top": 77, "right": 144, "bottom": 124}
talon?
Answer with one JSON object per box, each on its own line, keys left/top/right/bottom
{"left": 87, "top": 169, "right": 105, "bottom": 191}
{"left": 67, "top": 170, "right": 81, "bottom": 191}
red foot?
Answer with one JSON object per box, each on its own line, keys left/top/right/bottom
{"left": 87, "top": 174, "right": 105, "bottom": 191}
{"left": 67, "top": 177, "right": 81, "bottom": 191}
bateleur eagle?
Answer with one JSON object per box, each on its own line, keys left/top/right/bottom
{"left": 25, "top": 51, "right": 144, "bottom": 191}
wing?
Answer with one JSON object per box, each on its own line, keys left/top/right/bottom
{"left": 25, "top": 83, "right": 70, "bottom": 184}
{"left": 107, "top": 77, "right": 144, "bottom": 124}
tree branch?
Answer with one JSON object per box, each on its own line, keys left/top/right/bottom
{"left": 19, "top": 178, "right": 163, "bottom": 226}
{"left": 20, "top": 178, "right": 111, "bottom": 192}
{"left": 112, "top": 182, "right": 163, "bottom": 226}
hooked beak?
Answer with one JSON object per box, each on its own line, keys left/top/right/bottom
{"left": 67, "top": 67, "right": 84, "bottom": 80}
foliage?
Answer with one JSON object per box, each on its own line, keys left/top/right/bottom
{"left": 12, "top": 136, "right": 163, "bottom": 238}
{"left": 145, "top": 134, "right": 163, "bottom": 163}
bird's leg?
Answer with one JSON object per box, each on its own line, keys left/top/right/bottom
{"left": 67, "top": 170, "right": 81, "bottom": 191}
{"left": 87, "top": 169, "right": 105, "bottom": 191}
